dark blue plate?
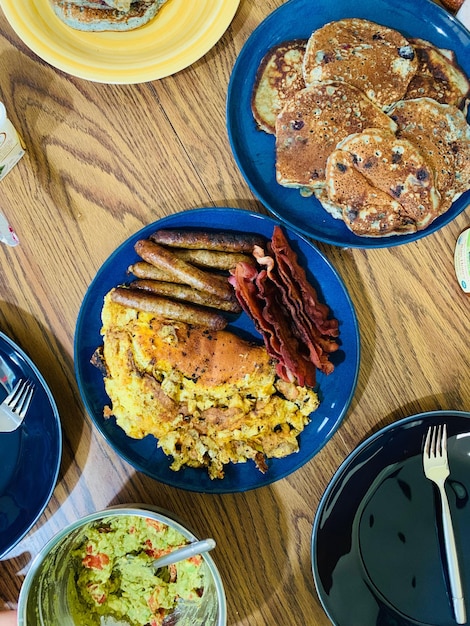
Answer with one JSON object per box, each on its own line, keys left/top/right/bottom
{"left": 312, "top": 410, "right": 470, "bottom": 626}
{"left": 74, "top": 207, "right": 360, "bottom": 493}
{"left": 0, "top": 331, "right": 62, "bottom": 559}
{"left": 226, "top": 0, "right": 470, "bottom": 248}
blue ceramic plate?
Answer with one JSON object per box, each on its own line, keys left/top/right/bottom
{"left": 0, "top": 331, "right": 62, "bottom": 559}
{"left": 226, "top": 0, "right": 470, "bottom": 248}
{"left": 312, "top": 410, "right": 470, "bottom": 626}
{"left": 74, "top": 208, "right": 360, "bottom": 493}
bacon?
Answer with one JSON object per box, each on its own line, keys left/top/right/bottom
{"left": 230, "top": 226, "right": 339, "bottom": 387}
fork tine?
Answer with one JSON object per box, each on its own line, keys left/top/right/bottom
{"left": 3, "top": 378, "right": 24, "bottom": 405}
{"left": 442, "top": 423, "right": 448, "bottom": 457}
{"left": 425, "top": 425, "right": 433, "bottom": 456}
{"left": 16, "top": 382, "right": 35, "bottom": 418}
{"left": 5, "top": 379, "right": 35, "bottom": 417}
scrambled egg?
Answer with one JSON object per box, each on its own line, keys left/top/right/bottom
{"left": 100, "top": 293, "right": 319, "bottom": 479}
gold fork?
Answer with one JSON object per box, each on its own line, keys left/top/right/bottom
{"left": 423, "top": 424, "right": 467, "bottom": 624}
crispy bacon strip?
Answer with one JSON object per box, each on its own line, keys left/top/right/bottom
{"left": 230, "top": 226, "right": 340, "bottom": 386}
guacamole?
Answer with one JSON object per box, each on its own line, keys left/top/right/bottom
{"left": 70, "top": 515, "right": 205, "bottom": 626}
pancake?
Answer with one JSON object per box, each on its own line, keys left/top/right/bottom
{"left": 275, "top": 81, "right": 397, "bottom": 189}
{"left": 388, "top": 97, "right": 470, "bottom": 214}
{"left": 51, "top": 0, "right": 168, "bottom": 31}
{"left": 302, "top": 18, "right": 418, "bottom": 109}
{"left": 389, "top": 97, "right": 470, "bottom": 201}
{"left": 325, "top": 127, "right": 441, "bottom": 236}
{"left": 325, "top": 150, "right": 417, "bottom": 236}
{"left": 404, "top": 38, "right": 470, "bottom": 109}
{"left": 252, "top": 40, "right": 307, "bottom": 135}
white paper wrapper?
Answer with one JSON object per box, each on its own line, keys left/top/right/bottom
{"left": 0, "top": 211, "right": 19, "bottom": 246}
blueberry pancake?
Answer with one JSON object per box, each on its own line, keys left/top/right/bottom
{"left": 275, "top": 81, "right": 397, "bottom": 190}
{"left": 404, "top": 38, "right": 470, "bottom": 110}
{"left": 326, "top": 128, "right": 441, "bottom": 236}
{"left": 302, "top": 18, "right": 418, "bottom": 109}
{"left": 252, "top": 40, "right": 307, "bottom": 135}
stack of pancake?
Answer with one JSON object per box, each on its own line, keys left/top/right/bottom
{"left": 251, "top": 18, "right": 470, "bottom": 237}
{"left": 51, "top": 0, "right": 169, "bottom": 31}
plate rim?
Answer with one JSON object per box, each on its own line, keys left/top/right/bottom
{"left": 0, "top": 0, "right": 240, "bottom": 84}
{"left": 226, "top": 0, "right": 470, "bottom": 249}
{"left": 0, "top": 330, "right": 62, "bottom": 559}
{"left": 74, "top": 206, "right": 360, "bottom": 494}
{"left": 311, "top": 409, "right": 470, "bottom": 626}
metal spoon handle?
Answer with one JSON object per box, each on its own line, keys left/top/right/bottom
{"left": 152, "top": 538, "right": 216, "bottom": 570}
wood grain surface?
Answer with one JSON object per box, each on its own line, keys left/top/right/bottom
{"left": 0, "top": 1, "right": 469, "bottom": 625}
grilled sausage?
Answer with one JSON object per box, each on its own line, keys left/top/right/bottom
{"left": 149, "top": 229, "right": 266, "bottom": 253}
{"left": 131, "top": 279, "right": 242, "bottom": 313}
{"left": 171, "top": 248, "right": 255, "bottom": 270}
{"left": 134, "top": 239, "right": 235, "bottom": 301}
{"left": 110, "top": 287, "right": 228, "bottom": 330}
{"left": 128, "top": 261, "right": 172, "bottom": 282}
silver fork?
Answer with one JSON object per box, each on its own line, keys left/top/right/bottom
{"left": 0, "top": 378, "right": 35, "bottom": 433}
{"left": 423, "top": 424, "right": 467, "bottom": 624}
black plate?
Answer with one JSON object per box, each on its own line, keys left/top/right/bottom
{"left": 312, "top": 411, "right": 470, "bottom": 626}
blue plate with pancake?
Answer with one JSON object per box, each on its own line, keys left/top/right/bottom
{"left": 312, "top": 410, "right": 470, "bottom": 626}
{"left": 74, "top": 207, "right": 360, "bottom": 493}
{"left": 226, "top": 0, "right": 470, "bottom": 248}
{"left": 0, "top": 331, "right": 62, "bottom": 559}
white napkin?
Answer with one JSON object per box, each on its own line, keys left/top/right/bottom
{"left": 457, "top": 0, "right": 470, "bottom": 29}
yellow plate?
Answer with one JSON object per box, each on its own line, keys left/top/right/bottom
{"left": 0, "top": 0, "right": 240, "bottom": 83}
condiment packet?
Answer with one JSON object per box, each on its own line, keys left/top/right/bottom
{"left": 0, "top": 210, "right": 19, "bottom": 246}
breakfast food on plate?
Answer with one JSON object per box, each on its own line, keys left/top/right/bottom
{"left": 51, "top": 0, "right": 169, "bottom": 32}
{"left": 325, "top": 128, "right": 440, "bottom": 236}
{"left": 389, "top": 98, "right": 470, "bottom": 209}
{"left": 70, "top": 515, "right": 205, "bottom": 626}
{"left": 149, "top": 228, "right": 266, "bottom": 252}
{"left": 229, "top": 225, "right": 339, "bottom": 386}
{"left": 275, "top": 81, "right": 397, "bottom": 189}
{"left": 302, "top": 18, "right": 418, "bottom": 109}
{"left": 252, "top": 40, "right": 307, "bottom": 134}
{"left": 94, "top": 226, "right": 339, "bottom": 478}
{"left": 134, "top": 239, "right": 236, "bottom": 303}
{"left": 110, "top": 287, "right": 230, "bottom": 329}
{"left": 405, "top": 39, "right": 470, "bottom": 109}
{"left": 251, "top": 17, "right": 470, "bottom": 237}
{"left": 98, "top": 292, "right": 319, "bottom": 479}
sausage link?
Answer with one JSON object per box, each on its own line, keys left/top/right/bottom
{"left": 110, "top": 287, "right": 227, "bottom": 330}
{"left": 149, "top": 229, "right": 266, "bottom": 253}
{"left": 131, "top": 279, "right": 242, "bottom": 313}
{"left": 134, "top": 239, "right": 235, "bottom": 301}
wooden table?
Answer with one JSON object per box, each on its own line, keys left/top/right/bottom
{"left": 0, "top": 1, "right": 469, "bottom": 624}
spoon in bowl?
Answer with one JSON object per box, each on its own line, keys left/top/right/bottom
{"left": 150, "top": 537, "right": 216, "bottom": 571}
